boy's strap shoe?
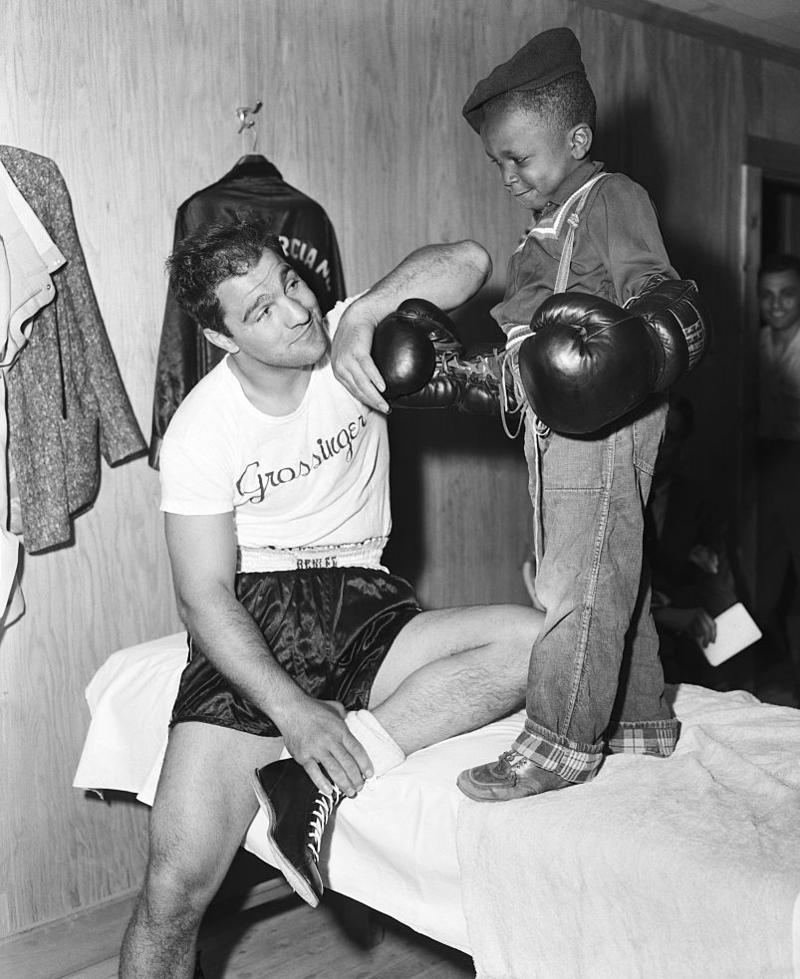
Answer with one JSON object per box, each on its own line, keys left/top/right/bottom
{"left": 456, "top": 750, "right": 572, "bottom": 802}
{"left": 251, "top": 759, "right": 343, "bottom": 908}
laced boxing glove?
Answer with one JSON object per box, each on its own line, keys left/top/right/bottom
{"left": 518, "top": 278, "right": 711, "bottom": 434}
{"left": 392, "top": 345, "right": 523, "bottom": 416}
{"left": 371, "top": 298, "right": 464, "bottom": 402}
{"left": 371, "top": 316, "right": 436, "bottom": 399}
{"left": 371, "top": 298, "right": 522, "bottom": 414}
{"left": 393, "top": 297, "right": 464, "bottom": 354}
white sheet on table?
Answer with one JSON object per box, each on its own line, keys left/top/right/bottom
{"left": 458, "top": 684, "right": 800, "bottom": 979}
{"left": 73, "top": 631, "right": 509, "bottom": 952}
{"left": 74, "top": 635, "right": 800, "bottom": 972}
{"left": 73, "top": 633, "right": 187, "bottom": 801}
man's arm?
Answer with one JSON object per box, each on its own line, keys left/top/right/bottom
{"left": 331, "top": 240, "right": 492, "bottom": 412}
{"left": 164, "top": 511, "right": 372, "bottom": 796}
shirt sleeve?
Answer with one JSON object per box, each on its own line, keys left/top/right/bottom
{"left": 324, "top": 292, "right": 365, "bottom": 340}
{"left": 159, "top": 431, "right": 233, "bottom": 515}
{"left": 584, "top": 174, "right": 678, "bottom": 304}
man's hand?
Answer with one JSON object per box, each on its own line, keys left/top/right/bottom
{"left": 276, "top": 695, "right": 374, "bottom": 798}
{"left": 689, "top": 544, "right": 720, "bottom": 575}
{"left": 331, "top": 313, "right": 390, "bottom": 414}
{"left": 331, "top": 240, "right": 492, "bottom": 413}
{"left": 655, "top": 606, "right": 717, "bottom": 647}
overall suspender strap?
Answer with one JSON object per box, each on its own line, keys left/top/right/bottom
{"left": 552, "top": 172, "right": 608, "bottom": 294}
{"left": 527, "top": 171, "right": 608, "bottom": 574}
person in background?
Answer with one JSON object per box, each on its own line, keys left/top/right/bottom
{"left": 645, "top": 393, "right": 745, "bottom": 691}
{"left": 755, "top": 252, "right": 800, "bottom": 695}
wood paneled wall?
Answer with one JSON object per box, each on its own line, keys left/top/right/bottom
{"left": 0, "top": 0, "right": 798, "bottom": 940}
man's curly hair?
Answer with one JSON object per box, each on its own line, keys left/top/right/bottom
{"left": 166, "top": 211, "right": 284, "bottom": 336}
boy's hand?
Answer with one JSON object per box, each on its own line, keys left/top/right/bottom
{"left": 331, "top": 317, "right": 390, "bottom": 413}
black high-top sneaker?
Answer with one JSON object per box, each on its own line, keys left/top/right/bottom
{"left": 251, "top": 758, "right": 343, "bottom": 908}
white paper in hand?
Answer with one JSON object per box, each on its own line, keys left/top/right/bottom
{"left": 700, "top": 602, "right": 762, "bottom": 666}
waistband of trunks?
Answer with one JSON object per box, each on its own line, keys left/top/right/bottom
{"left": 237, "top": 537, "right": 389, "bottom": 572}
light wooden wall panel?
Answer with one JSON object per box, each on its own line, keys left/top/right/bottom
{"left": 236, "top": 0, "right": 540, "bottom": 607}
{"left": 1, "top": 0, "right": 799, "bottom": 940}
{"left": 0, "top": 0, "right": 243, "bottom": 937}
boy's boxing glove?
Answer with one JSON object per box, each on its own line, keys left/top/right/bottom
{"left": 371, "top": 298, "right": 466, "bottom": 402}
{"left": 371, "top": 316, "right": 437, "bottom": 399}
{"left": 452, "top": 345, "right": 521, "bottom": 416}
{"left": 625, "top": 277, "right": 711, "bottom": 389}
{"left": 391, "top": 345, "right": 522, "bottom": 415}
{"left": 393, "top": 297, "right": 465, "bottom": 354}
{"left": 518, "top": 279, "right": 711, "bottom": 434}
{"left": 371, "top": 298, "right": 523, "bottom": 414}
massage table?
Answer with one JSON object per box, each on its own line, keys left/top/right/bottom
{"left": 74, "top": 632, "right": 800, "bottom": 978}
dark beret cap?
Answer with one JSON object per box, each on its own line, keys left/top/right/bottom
{"left": 462, "top": 27, "right": 585, "bottom": 133}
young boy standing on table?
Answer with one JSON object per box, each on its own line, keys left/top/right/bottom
{"left": 332, "top": 27, "right": 711, "bottom": 800}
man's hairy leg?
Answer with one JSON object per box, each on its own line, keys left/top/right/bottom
{"left": 119, "top": 722, "right": 283, "bottom": 979}
{"left": 368, "top": 604, "right": 542, "bottom": 754}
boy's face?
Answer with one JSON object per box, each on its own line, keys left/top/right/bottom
{"left": 759, "top": 269, "right": 800, "bottom": 333}
{"left": 209, "top": 249, "right": 328, "bottom": 370}
{"left": 480, "top": 105, "right": 585, "bottom": 213}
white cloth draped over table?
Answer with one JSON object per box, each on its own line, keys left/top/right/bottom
{"left": 459, "top": 684, "right": 800, "bottom": 979}
{"left": 74, "top": 634, "right": 800, "bottom": 977}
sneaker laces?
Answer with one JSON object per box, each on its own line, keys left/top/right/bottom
{"left": 497, "top": 750, "right": 530, "bottom": 787}
{"left": 306, "top": 787, "right": 342, "bottom": 862}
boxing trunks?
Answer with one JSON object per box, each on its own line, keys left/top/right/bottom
{"left": 170, "top": 567, "right": 421, "bottom": 737}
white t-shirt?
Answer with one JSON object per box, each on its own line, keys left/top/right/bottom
{"left": 159, "top": 299, "right": 390, "bottom": 571}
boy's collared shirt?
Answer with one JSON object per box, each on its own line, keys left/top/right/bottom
{"left": 492, "top": 159, "right": 677, "bottom": 335}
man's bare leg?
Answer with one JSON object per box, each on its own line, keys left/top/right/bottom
{"left": 368, "top": 603, "right": 542, "bottom": 753}
{"left": 251, "top": 603, "right": 542, "bottom": 908}
{"left": 119, "top": 723, "right": 283, "bottom": 979}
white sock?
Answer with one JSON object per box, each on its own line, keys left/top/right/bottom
{"left": 345, "top": 709, "right": 405, "bottom": 779}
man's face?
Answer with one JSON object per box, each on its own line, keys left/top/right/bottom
{"left": 759, "top": 269, "right": 800, "bottom": 333}
{"left": 480, "top": 105, "right": 582, "bottom": 213}
{"left": 211, "top": 249, "right": 328, "bottom": 369}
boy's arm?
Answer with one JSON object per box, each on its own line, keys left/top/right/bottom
{"left": 587, "top": 175, "right": 678, "bottom": 303}
{"left": 331, "top": 240, "right": 492, "bottom": 411}
{"left": 164, "top": 511, "right": 372, "bottom": 796}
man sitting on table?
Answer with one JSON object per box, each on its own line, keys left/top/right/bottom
{"left": 119, "top": 213, "right": 542, "bottom": 979}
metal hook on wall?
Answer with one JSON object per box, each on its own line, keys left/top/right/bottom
{"left": 236, "top": 100, "right": 263, "bottom": 153}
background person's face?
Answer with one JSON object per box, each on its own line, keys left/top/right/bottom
{"left": 759, "top": 269, "right": 800, "bottom": 332}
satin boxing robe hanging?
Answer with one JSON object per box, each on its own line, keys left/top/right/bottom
{"left": 149, "top": 155, "right": 346, "bottom": 467}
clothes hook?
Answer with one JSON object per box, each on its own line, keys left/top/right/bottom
{"left": 236, "top": 100, "right": 263, "bottom": 132}
{"left": 236, "top": 100, "right": 263, "bottom": 154}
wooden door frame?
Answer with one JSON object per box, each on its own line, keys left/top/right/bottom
{"left": 738, "top": 137, "right": 800, "bottom": 602}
